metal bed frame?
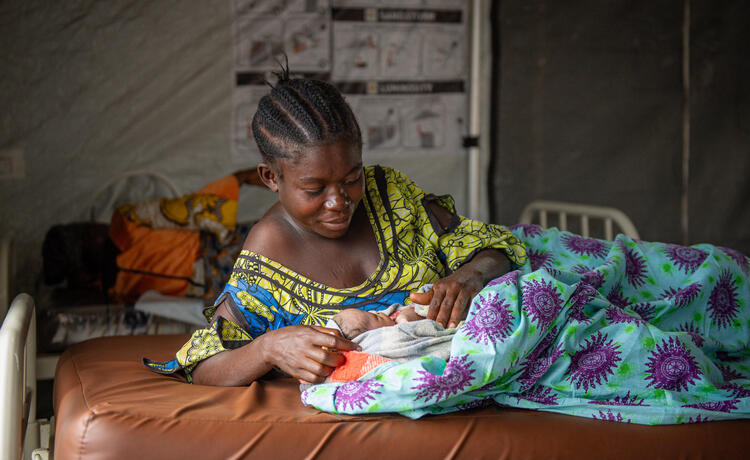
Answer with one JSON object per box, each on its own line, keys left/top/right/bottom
{"left": 0, "top": 294, "right": 51, "bottom": 460}
{"left": 0, "top": 169, "right": 181, "bottom": 460}
{"left": 518, "top": 200, "right": 640, "bottom": 240}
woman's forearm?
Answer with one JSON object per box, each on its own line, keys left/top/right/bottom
{"left": 191, "top": 334, "right": 273, "bottom": 386}
{"left": 459, "top": 248, "right": 511, "bottom": 284}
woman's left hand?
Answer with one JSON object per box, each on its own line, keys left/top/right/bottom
{"left": 409, "top": 266, "right": 484, "bottom": 329}
{"left": 409, "top": 249, "right": 512, "bottom": 329}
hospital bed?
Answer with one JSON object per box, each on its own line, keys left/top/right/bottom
{"left": 3, "top": 199, "right": 750, "bottom": 459}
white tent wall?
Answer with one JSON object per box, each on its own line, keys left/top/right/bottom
{"left": 1, "top": 1, "right": 479, "bottom": 294}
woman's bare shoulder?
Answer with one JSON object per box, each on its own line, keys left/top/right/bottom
{"left": 243, "top": 204, "right": 294, "bottom": 258}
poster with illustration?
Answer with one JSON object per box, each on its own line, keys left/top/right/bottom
{"left": 231, "top": 0, "right": 468, "bottom": 163}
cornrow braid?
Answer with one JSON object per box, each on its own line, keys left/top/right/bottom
{"left": 251, "top": 74, "right": 362, "bottom": 163}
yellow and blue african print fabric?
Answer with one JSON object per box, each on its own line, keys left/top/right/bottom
{"left": 143, "top": 166, "right": 526, "bottom": 381}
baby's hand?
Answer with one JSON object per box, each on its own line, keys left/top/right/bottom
{"left": 395, "top": 307, "right": 421, "bottom": 324}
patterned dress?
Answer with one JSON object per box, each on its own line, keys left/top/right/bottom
{"left": 144, "top": 166, "right": 527, "bottom": 381}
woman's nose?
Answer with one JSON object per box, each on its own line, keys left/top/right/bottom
{"left": 324, "top": 188, "right": 351, "bottom": 210}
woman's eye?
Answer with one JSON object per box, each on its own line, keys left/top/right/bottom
{"left": 304, "top": 188, "right": 324, "bottom": 196}
{"left": 345, "top": 173, "right": 363, "bottom": 185}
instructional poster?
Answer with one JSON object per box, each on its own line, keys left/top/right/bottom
{"left": 231, "top": 0, "right": 468, "bottom": 163}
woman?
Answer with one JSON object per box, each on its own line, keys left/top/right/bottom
{"left": 145, "top": 72, "right": 526, "bottom": 385}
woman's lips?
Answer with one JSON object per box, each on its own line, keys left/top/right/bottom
{"left": 321, "top": 215, "right": 351, "bottom": 229}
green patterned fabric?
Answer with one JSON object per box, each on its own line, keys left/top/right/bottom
{"left": 301, "top": 225, "right": 750, "bottom": 425}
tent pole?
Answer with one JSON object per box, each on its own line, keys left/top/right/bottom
{"left": 468, "top": 0, "right": 483, "bottom": 219}
{"left": 681, "top": 0, "right": 691, "bottom": 245}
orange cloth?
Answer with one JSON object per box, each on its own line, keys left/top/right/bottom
{"left": 109, "top": 174, "right": 240, "bottom": 302}
{"left": 327, "top": 351, "right": 391, "bottom": 383}
{"left": 111, "top": 213, "right": 200, "bottom": 301}
{"left": 197, "top": 174, "right": 240, "bottom": 201}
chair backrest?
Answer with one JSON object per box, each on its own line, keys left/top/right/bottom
{"left": 89, "top": 170, "right": 182, "bottom": 222}
{"left": 518, "top": 200, "right": 640, "bottom": 240}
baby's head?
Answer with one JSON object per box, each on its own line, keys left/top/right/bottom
{"left": 333, "top": 309, "right": 396, "bottom": 339}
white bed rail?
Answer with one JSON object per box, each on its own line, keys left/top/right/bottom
{"left": 0, "top": 237, "right": 11, "bottom": 322}
{"left": 519, "top": 200, "right": 640, "bottom": 240}
{"left": 0, "top": 294, "right": 48, "bottom": 460}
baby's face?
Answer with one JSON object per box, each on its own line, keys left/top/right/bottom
{"left": 334, "top": 309, "right": 396, "bottom": 339}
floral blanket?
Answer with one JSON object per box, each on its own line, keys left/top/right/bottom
{"left": 301, "top": 225, "right": 750, "bottom": 424}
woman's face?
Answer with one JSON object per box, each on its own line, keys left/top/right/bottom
{"left": 267, "top": 141, "right": 364, "bottom": 239}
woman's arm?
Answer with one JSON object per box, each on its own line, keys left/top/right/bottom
{"left": 192, "top": 302, "right": 360, "bottom": 386}
{"left": 410, "top": 248, "right": 511, "bottom": 329}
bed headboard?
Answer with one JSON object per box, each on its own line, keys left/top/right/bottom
{"left": 519, "top": 200, "right": 640, "bottom": 240}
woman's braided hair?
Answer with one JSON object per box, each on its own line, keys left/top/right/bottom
{"left": 251, "top": 63, "right": 362, "bottom": 163}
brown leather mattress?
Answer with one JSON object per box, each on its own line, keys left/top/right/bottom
{"left": 53, "top": 334, "right": 750, "bottom": 459}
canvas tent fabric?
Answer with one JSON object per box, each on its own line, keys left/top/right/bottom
{"left": 0, "top": 0, "right": 476, "bottom": 294}
{"left": 490, "top": 0, "right": 750, "bottom": 256}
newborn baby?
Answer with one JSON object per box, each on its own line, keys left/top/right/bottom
{"left": 298, "top": 286, "right": 459, "bottom": 385}
{"left": 327, "top": 304, "right": 458, "bottom": 363}
{"left": 332, "top": 306, "right": 422, "bottom": 340}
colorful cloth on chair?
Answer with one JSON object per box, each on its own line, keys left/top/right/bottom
{"left": 110, "top": 175, "right": 241, "bottom": 302}
{"left": 143, "top": 165, "right": 527, "bottom": 380}
{"left": 301, "top": 225, "right": 750, "bottom": 425}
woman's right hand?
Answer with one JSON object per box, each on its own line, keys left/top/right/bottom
{"left": 259, "top": 325, "right": 361, "bottom": 383}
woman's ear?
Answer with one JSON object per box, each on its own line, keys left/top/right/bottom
{"left": 257, "top": 162, "right": 280, "bottom": 192}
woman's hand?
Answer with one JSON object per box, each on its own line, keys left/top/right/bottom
{"left": 409, "top": 249, "right": 512, "bottom": 329}
{"left": 410, "top": 266, "right": 484, "bottom": 329}
{"left": 259, "top": 325, "right": 361, "bottom": 384}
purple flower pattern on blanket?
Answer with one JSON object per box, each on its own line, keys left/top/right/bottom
{"left": 522, "top": 279, "right": 564, "bottom": 329}
{"left": 525, "top": 326, "right": 559, "bottom": 363}
{"left": 518, "top": 343, "right": 564, "bottom": 390}
{"left": 567, "top": 332, "right": 622, "bottom": 391}
{"left": 606, "top": 282, "right": 630, "bottom": 308}
{"left": 683, "top": 400, "right": 740, "bottom": 413}
{"left": 628, "top": 302, "right": 655, "bottom": 322}
{"left": 456, "top": 398, "right": 496, "bottom": 411}
{"left": 569, "top": 283, "right": 597, "bottom": 323}
{"left": 606, "top": 307, "right": 645, "bottom": 325}
{"left": 589, "top": 391, "right": 647, "bottom": 406}
{"left": 509, "top": 223, "right": 544, "bottom": 238}
{"left": 622, "top": 243, "right": 647, "bottom": 287}
{"left": 720, "top": 246, "right": 749, "bottom": 274}
{"left": 664, "top": 244, "right": 708, "bottom": 274}
{"left": 562, "top": 234, "right": 609, "bottom": 259}
{"left": 581, "top": 270, "right": 605, "bottom": 289}
{"left": 335, "top": 380, "right": 383, "bottom": 412}
{"left": 413, "top": 355, "right": 476, "bottom": 403}
{"left": 592, "top": 410, "right": 631, "bottom": 423}
{"left": 486, "top": 271, "right": 516, "bottom": 288}
{"left": 715, "top": 366, "right": 750, "bottom": 398}
{"left": 708, "top": 270, "right": 740, "bottom": 329}
{"left": 721, "top": 383, "right": 750, "bottom": 399}
{"left": 675, "top": 322, "right": 705, "bottom": 347}
{"left": 528, "top": 249, "right": 554, "bottom": 271}
{"left": 645, "top": 337, "right": 701, "bottom": 391}
{"left": 663, "top": 282, "right": 702, "bottom": 308}
{"left": 717, "top": 364, "right": 747, "bottom": 382}
{"left": 517, "top": 386, "right": 559, "bottom": 406}
{"left": 464, "top": 293, "right": 515, "bottom": 345}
